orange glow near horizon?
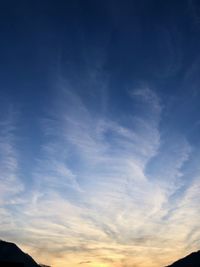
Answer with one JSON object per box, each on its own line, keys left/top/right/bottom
{"left": 17, "top": 239, "right": 197, "bottom": 267}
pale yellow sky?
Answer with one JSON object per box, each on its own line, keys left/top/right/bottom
{"left": 18, "top": 236, "right": 196, "bottom": 267}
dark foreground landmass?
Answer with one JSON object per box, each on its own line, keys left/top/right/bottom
{"left": 0, "top": 240, "right": 45, "bottom": 267}
{"left": 166, "top": 250, "right": 200, "bottom": 267}
{"left": 1, "top": 239, "right": 200, "bottom": 267}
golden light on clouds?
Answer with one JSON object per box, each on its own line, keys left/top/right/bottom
{"left": 1, "top": 22, "right": 200, "bottom": 266}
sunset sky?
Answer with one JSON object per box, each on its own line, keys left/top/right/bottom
{"left": 1, "top": 1, "right": 200, "bottom": 267}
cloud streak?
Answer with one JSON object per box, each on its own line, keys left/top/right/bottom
{"left": 0, "top": 111, "right": 23, "bottom": 205}
{"left": 0, "top": 84, "right": 199, "bottom": 267}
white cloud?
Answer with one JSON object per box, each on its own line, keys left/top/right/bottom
{"left": 0, "top": 113, "right": 23, "bottom": 205}
{"left": 11, "top": 86, "right": 164, "bottom": 265}
{"left": 1, "top": 87, "right": 200, "bottom": 267}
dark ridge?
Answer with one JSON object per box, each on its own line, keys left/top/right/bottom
{"left": 0, "top": 261, "right": 24, "bottom": 266}
{"left": 166, "top": 250, "right": 200, "bottom": 267}
{"left": 1, "top": 239, "right": 200, "bottom": 267}
{"left": 0, "top": 240, "right": 40, "bottom": 267}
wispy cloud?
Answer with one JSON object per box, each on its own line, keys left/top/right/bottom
{"left": 1, "top": 85, "right": 200, "bottom": 267}
{"left": 13, "top": 85, "right": 164, "bottom": 266}
{"left": 0, "top": 108, "right": 26, "bottom": 247}
{"left": 0, "top": 111, "right": 23, "bottom": 205}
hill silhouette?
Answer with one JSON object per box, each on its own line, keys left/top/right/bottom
{"left": 0, "top": 240, "right": 40, "bottom": 267}
{"left": 166, "top": 250, "right": 200, "bottom": 267}
{"left": 1, "top": 239, "right": 200, "bottom": 267}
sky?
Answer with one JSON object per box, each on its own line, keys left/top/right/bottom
{"left": 1, "top": 1, "right": 200, "bottom": 267}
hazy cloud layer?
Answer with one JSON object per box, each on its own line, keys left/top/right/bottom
{"left": 1, "top": 2, "right": 200, "bottom": 266}
{"left": 1, "top": 83, "right": 200, "bottom": 267}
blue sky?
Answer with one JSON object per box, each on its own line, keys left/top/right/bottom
{"left": 1, "top": 1, "right": 200, "bottom": 267}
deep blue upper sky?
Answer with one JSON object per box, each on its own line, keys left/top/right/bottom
{"left": 1, "top": 0, "right": 200, "bottom": 128}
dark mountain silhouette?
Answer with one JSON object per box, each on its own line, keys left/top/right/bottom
{"left": 1, "top": 239, "right": 200, "bottom": 267}
{"left": 0, "top": 240, "right": 40, "bottom": 267}
{"left": 166, "top": 250, "right": 200, "bottom": 267}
